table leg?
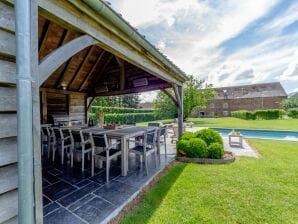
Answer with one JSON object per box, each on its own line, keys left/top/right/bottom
{"left": 121, "top": 136, "right": 128, "bottom": 176}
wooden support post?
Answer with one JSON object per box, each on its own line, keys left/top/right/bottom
{"left": 161, "top": 89, "right": 178, "bottom": 107}
{"left": 41, "top": 91, "right": 47, "bottom": 123}
{"left": 174, "top": 85, "right": 183, "bottom": 139}
{"left": 31, "top": 0, "right": 43, "bottom": 223}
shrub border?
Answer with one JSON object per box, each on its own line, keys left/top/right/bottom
{"left": 177, "top": 151, "right": 236, "bottom": 164}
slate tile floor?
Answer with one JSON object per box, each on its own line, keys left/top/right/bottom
{"left": 43, "top": 151, "right": 175, "bottom": 224}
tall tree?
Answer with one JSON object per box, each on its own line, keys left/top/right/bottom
{"left": 91, "top": 94, "right": 141, "bottom": 108}
{"left": 154, "top": 75, "right": 216, "bottom": 119}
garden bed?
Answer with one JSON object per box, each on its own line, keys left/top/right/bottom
{"left": 177, "top": 151, "right": 236, "bottom": 164}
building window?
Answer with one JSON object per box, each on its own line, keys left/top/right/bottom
{"left": 223, "top": 111, "right": 229, "bottom": 116}
{"left": 223, "top": 102, "right": 228, "bottom": 109}
{"left": 210, "top": 103, "right": 215, "bottom": 108}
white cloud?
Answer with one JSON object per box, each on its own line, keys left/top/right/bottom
{"left": 109, "top": 0, "right": 298, "bottom": 99}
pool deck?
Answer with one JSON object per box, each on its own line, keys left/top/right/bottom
{"left": 186, "top": 127, "right": 258, "bottom": 158}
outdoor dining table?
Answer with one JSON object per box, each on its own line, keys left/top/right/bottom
{"left": 83, "top": 126, "right": 157, "bottom": 176}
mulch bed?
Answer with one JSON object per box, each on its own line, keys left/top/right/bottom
{"left": 177, "top": 151, "right": 236, "bottom": 164}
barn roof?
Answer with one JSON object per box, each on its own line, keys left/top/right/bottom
{"left": 214, "top": 82, "right": 287, "bottom": 100}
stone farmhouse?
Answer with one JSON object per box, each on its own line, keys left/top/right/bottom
{"left": 196, "top": 82, "right": 287, "bottom": 117}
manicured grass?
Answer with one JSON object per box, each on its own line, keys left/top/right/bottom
{"left": 122, "top": 139, "right": 298, "bottom": 224}
{"left": 188, "top": 117, "right": 298, "bottom": 131}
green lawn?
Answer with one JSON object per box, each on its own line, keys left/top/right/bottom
{"left": 122, "top": 139, "right": 298, "bottom": 224}
{"left": 188, "top": 117, "right": 298, "bottom": 131}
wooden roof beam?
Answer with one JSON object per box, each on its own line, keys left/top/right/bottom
{"left": 79, "top": 49, "right": 105, "bottom": 92}
{"left": 39, "top": 34, "right": 98, "bottom": 86}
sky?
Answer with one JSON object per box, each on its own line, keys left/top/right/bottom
{"left": 108, "top": 0, "right": 298, "bottom": 102}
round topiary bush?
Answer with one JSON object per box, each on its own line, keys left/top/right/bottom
{"left": 176, "top": 139, "right": 190, "bottom": 155}
{"left": 208, "top": 142, "right": 224, "bottom": 159}
{"left": 188, "top": 138, "right": 208, "bottom": 158}
{"left": 195, "top": 129, "right": 223, "bottom": 146}
{"left": 180, "top": 132, "right": 196, "bottom": 140}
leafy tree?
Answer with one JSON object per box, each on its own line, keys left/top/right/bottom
{"left": 282, "top": 97, "right": 298, "bottom": 110}
{"left": 91, "top": 94, "right": 140, "bottom": 109}
{"left": 154, "top": 90, "right": 177, "bottom": 119}
{"left": 154, "top": 75, "right": 216, "bottom": 119}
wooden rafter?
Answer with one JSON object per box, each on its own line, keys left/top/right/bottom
{"left": 88, "top": 54, "right": 114, "bottom": 94}
{"left": 38, "top": 19, "right": 50, "bottom": 51}
{"left": 79, "top": 49, "right": 106, "bottom": 92}
{"left": 67, "top": 46, "right": 94, "bottom": 90}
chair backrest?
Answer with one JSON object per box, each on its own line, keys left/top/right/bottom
{"left": 148, "top": 122, "right": 161, "bottom": 127}
{"left": 159, "top": 126, "right": 167, "bottom": 137}
{"left": 91, "top": 134, "right": 108, "bottom": 148}
{"left": 81, "top": 131, "right": 90, "bottom": 142}
{"left": 61, "top": 128, "right": 71, "bottom": 138}
{"left": 71, "top": 130, "right": 81, "bottom": 143}
{"left": 144, "top": 128, "right": 157, "bottom": 148}
{"left": 53, "top": 128, "right": 62, "bottom": 140}
{"left": 41, "top": 127, "right": 50, "bottom": 137}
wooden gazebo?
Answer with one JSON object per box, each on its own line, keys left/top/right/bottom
{"left": 0, "top": 0, "right": 187, "bottom": 223}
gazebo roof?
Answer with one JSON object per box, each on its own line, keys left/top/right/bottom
{"left": 39, "top": 0, "right": 188, "bottom": 96}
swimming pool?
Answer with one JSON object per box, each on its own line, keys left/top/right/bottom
{"left": 214, "top": 128, "right": 298, "bottom": 141}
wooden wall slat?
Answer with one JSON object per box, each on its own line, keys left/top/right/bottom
{"left": 0, "top": 164, "right": 17, "bottom": 195}
{"left": 0, "top": 29, "right": 15, "bottom": 57}
{"left": 0, "top": 137, "right": 17, "bottom": 167}
{"left": 0, "top": 190, "right": 18, "bottom": 224}
{"left": 0, "top": 114, "right": 16, "bottom": 138}
{"left": 0, "top": 2, "right": 15, "bottom": 32}
{"left": 0, "top": 87, "right": 16, "bottom": 112}
{"left": 2, "top": 216, "right": 17, "bottom": 224}
{"left": 0, "top": 60, "right": 16, "bottom": 85}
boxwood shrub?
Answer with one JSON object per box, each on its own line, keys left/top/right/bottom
{"left": 188, "top": 138, "right": 208, "bottom": 158}
{"left": 180, "top": 132, "right": 196, "bottom": 140}
{"left": 208, "top": 143, "right": 224, "bottom": 159}
{"left": 195, "top": 129, "right": 223, "bottom": 146}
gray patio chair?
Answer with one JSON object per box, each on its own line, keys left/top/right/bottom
{"left": 158, "top": 126, "right": 167, "bottom": 156}
{"left": 41, "top": 126, "right": 54, "bottom": 157}
{"left": 71, "top": 130, "right": 93, "bottom": 172}
{"left": 91, "top": 134, "right": 121, "bottom": 183}
{"left": 60, "top": 128, "right": 73, "bottom": 165}
{"left": 52, "top": 128, "right": 72, "bottom": 164}
{"left": 129, "top": 128, "right": 158, "bottom": 175}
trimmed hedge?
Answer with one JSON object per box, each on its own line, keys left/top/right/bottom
{"left": 89, "top": 112, "right": 164, "bottom": 124}
{"left": 288, "top": 108, "right": 298, "bottom": 118}
{"left": 90, "top": 106, "right": 153, "bottom": 114}
{"left": 230, "top": 110, "right": 255, "bottom": 120}
{"left": 231, "top": 109, "right": 286, "bottom": 120}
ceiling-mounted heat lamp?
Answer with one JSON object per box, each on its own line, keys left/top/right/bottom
{"left": 133, "top": 78, "right": 148, "bottom": 87}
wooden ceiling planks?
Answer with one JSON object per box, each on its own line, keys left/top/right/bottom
{"left": 38, "top": 16, "right": 172, "bottom": 96}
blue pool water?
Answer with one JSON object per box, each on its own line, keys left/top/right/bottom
{"left": 214, "top": 128, "right": 298, "bottom": 141}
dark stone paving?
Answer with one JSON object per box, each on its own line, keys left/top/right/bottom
{"left": 43, "top": 150, "right": 174, "bottom": 224}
